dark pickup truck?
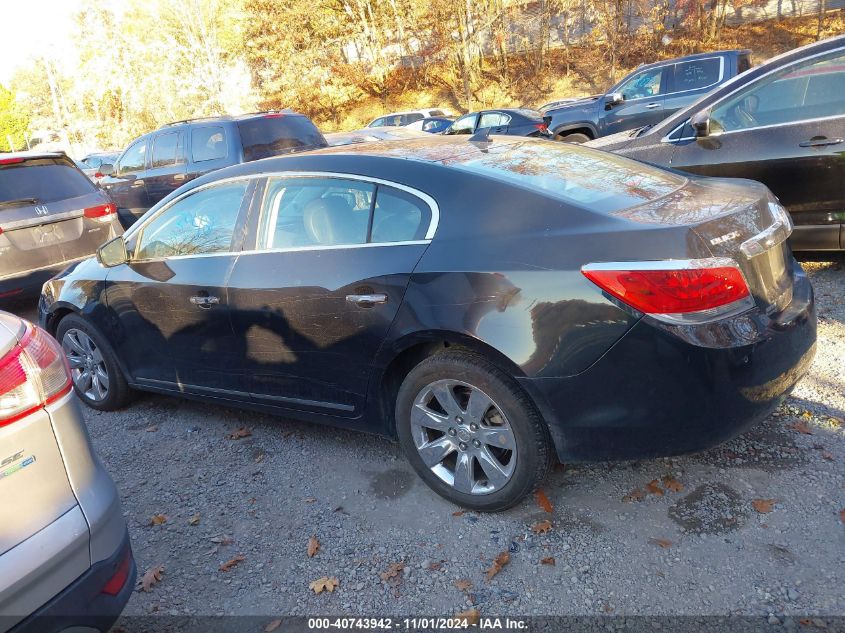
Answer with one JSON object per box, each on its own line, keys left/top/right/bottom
{"left": 543, "top": 50, "right": 751, "bottom": 142}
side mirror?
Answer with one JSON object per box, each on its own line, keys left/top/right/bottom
{"left": 690, "top": 110, "right": 711, "bottom": 138}
{"left": 606, "top": 92, "right": 624, "bottom": 107}
{"left": 97, "top": 236, "right": 128, "bottom": 267}
{"left": 99, "top": 163, "right": 114, "bottom": 176}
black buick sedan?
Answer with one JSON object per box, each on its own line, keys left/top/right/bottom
{"left": 40, "top": 136, "right": 816, "bottom": 510}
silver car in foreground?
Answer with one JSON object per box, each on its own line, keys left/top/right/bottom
{"left": 0, "top": 311, "right": 134, "bottom": 633}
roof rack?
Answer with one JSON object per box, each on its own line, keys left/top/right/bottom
{"left": 159, "top": 115, "right": 234, "bottom": 128}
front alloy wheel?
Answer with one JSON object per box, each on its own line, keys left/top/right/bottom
{"left": 411, "top": 379, "right": 516, "bottom": 494}
{"left": 62, "top": 328, "right": 109, "bottom": 402}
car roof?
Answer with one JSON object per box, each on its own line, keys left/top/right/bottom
{"left": 631, "top": 49, "right": 751, "bottom": 73}
{"left": 157, "top": 110, "right": 309, "bottom": 130}
{"left": 0, "top": 151, "right": 68, "bottom": 161}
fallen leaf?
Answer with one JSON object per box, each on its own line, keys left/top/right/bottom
{"left": 532, "top": 519, "right": 552, "bottom": 534}
{"left": 662, "top": 476, "right": 684, "bottom": 493}
{"left": 229, "top": 427, "right": 252, "bottom": 439}
{"left": 454, "top": 579, "right": 473, "bottom": 591}
{"left": 622, "top": 488, "right": 645, "bottom": 503}
{"left": 428, "top": 560, "right": 443, "bottom": 571}
{"left": 821, "top": 451, "right": 833, "bottom": 461}
{"left": 801, "top": 410, "right": 812, "bottom": 419}
{"left": 788, "top": 420, "right": 813, "bottom": 435}
{"left": 145, "top": 425, "right": 158, "bottom": 432}
{"left": 535, "top": 489, "right": 553, "bottom": 513}
{"left": 255, "top": 453, "right": 265, "bottom": 463}
{"left": 150, "top": 514, "right": 168, "bottom": 526}
{"left": 210, "top": 535, "right": 233, "bottom": 545}
{"left": 309, "top": 576, "right": 338, "bottom": 594}
{"left": 455, "top": 608, "right": 480, "bottom": 625}
{"left": 188, "top": 514, "right": 200, "bottom": 526}
{"left": 829, "top": 417, "right": 843, "bottom": 428}
{"left": 452, "top": 510, "right": 465, "bottom": 517}
{"left": 486, "top": 551, "right": 510, "bottom": 581}
{"left": 219, "top": 554, "right": 245, "bottom": 572}
{"left": 650, "top": 538, "right": 673, "bottom": 549}
{"left": 541, "top": 556, "right": 556, "bottom": 566}
{"left": 139, "top": 564, "right": 164, "bottom": 592}
{"left": 646, "top": 480, "right": 664, "bottom": 496}
{"left": 264, "top": 620, "right": 282, "bottom": 632}
{"left": 752, "top": 499, "right": 775, "bottom": 514}
{"left": 307, "top": 536, "right": 320, "bottom": 558}
{"left": 304, "top": 497, "right": 317, "bottom": 504}
{"left": 379, "top": 562, "right": 404, "bottom": 581}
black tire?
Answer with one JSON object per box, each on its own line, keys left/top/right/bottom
{"left": 555, "top": 132, "right": 591, "bottom": 143}
{"left": 56, "top": 313, "right": 133, "bottom": 411}
{"left": 395, "top": 350, "right": 554, "bottom": 511}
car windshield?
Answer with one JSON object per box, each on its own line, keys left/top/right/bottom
{"left": 447, "top": 141, "right": 685, "bottom": 212}
{"left": 0, "top": 158, "right": 96, "bottom": 204}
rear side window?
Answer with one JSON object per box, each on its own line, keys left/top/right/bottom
{"left": 191, "top": 126, "right": 227, "bottom": 162}
{"left": 448, "top": 141, "right": 684, "bottom": 213}
{"left": 371, "top": 187, "right": 430, "bottom": 243}
{"left": 672, "top": 58, "right": 721, "bottom": 92}
{"left": 0, "top": 159, "right": 95, "bottom": 204}
{"left": 238, "top": 116, "right": 327, "bottom": 162}
{"left": 152, "top": 132, "right": 183, "bottom": 167}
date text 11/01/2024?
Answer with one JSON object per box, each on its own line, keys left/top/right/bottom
{"left": 307, "top": 617, "right": 528, "bottom": 630}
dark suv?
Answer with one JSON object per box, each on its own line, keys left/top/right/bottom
{"left": 544, "top": 50, "right": 751, "bottom": 142}
{"left": 100, "top": 112, "right": 327, "bottom": 227}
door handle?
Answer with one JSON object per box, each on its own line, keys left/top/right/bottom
{"left": 190, "top": 295, "right": 220, "bottom": 308}
{"left": 346, "top": 293, "right": 387, "bottom": 307}
{"left": 131, "top": 179, "right": 145, "bottom": 187}
{"left": 645, "top": 103, "right": 661, "bottom": 109}
{"left": 799, "top": 137, "right": 843, "bottom": 148}
{"left": 174, "top": 174, "right": 186, "bottom": 181}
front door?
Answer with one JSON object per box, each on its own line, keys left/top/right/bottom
{"left": 602, "top": 65, "right": 668, "bottom": 136}
{"left": 104, "top": 179, "right": 253, "bottom": 393}
{"left": 101, "top": 137, "right": 151, "bottom": 227}
{"left": 227, "top": 175, "right": 434, "bottom": 415}
{"left": 669, "top": 47, "right": 845, "bottom": 247}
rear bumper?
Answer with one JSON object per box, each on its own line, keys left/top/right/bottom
{"left": 8, "top": 531, "right": 135, "bottom": 633}
{"left": 521, "top": 262, "right": 817, "bottom": 462}
{"left": 0, "top": 257, "right": 91, "bottom": 298}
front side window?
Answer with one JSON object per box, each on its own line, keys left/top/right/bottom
{"left": 672, "top": 58, "right": 721, "bottom": 92}
{"left": 710, "top": 49, "right": 845, "bottom": 132}
{"left": 118, "top": 139, "right": 147, "bottom": 174}
{"left": 83, "top": 156, "right": 102, "bottom": 169}
{"left": 135, "top": 181, "right": 247, "bottom": 259}
{"left": 191, "top": 126, "right": 227, "bottom": 162}
{"left": 616, "top": 67, "right": 664, "bottom": 101}
{"left": 259, "top": 178, "right": 375, "bottom": 248}
{"left": 152, "top": 132, "right": 183, "bottom": 167}
{"left": 447, "top": 113, "right": 478, "bottom": 135}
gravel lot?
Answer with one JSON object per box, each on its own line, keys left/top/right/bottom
{"left": 7, "top": 255, "right": 844, "bottom": 624}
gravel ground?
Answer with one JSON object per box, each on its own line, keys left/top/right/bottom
{"left": 7, "top": 255, "right": 844, "bottom": 624}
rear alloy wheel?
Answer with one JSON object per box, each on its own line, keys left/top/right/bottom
{"left": 556, "top": 132, "right": 591, "bottom": 143}
{"left": 57, "top": 314, "right": 132, "bottom": 411}
{"left": 396, "top": 351, "right": 553, "bottom": 511}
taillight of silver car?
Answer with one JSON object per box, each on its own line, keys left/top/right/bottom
{"left": 0, "top": 325, "right": 72, "bottom": 426}
{"left": 581, "top": 257, "right": 755, "bottom": 325}
{"left": 83, "top": 202, "right": 118, "bottom": 223}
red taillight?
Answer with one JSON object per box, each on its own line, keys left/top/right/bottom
{"left": 101, "top": 551, "right": 132, "bottom": 596}
{"left": 535, "top": 123, "right": 549, "bottom": 132}
{"left": 84, "top": 202, "right": 117, "bottom": 219}
{"left": 94, "top": 172, "right": 103, "bottom": 179}
{"left": 264, "top": 113, "right": 285, "bottom": 119}
{"left": 0, "top": 157, "right": 26, "bottom": 165}
{"left": 581, "top": 260, "right": 752, "bottom": 320}
{"left": 0, "top": 324, "right": 71, "bottom": 426}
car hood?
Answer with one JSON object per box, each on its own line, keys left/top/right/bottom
{"left": 584, "top": 127, "right": 644, "bottom": 151}
{"left": 543, "top": 95, "right": 601, "bottom": 112}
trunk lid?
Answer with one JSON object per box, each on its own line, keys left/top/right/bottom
{"left": 612, "top": 177, "right": 794, "bottom": 314}
{"left": 0, "top": 314, "right": 78, "bottom": 556}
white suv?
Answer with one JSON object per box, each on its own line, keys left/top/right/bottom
{"left": 367, "top": 109, "right": 450, "bottom": 127}
{"left": 0, "top": 312, "right": 134, "bottom": 633}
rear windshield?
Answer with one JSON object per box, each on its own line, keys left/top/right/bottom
{"left": 0, "top": 158, "right": 96, "bottom": 204}
{"left": 515, "top": 109, "right": 544, "bottom": 121}
{"left": 238, "top": 115, "right": 327, "bottom": 162}
{"left": 447, "top": 141, "right": 685, "bottom": 213}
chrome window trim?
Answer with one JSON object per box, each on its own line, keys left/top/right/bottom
{"left": 124, "top": 171, "right": 439, "bottom": 264}
{"left": 661, "top": 45, "right": 845, "bottom": 144}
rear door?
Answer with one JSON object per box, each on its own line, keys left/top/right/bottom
{"left": 603, "top": 65, "right": 668, "bottom": 135}
{"left": 669, "top": 47, "right": 845, "bottom": 247}
{"left": 144, "top": 129, "right": 188, "bottom": 208}
{"left": 662, "top": 57, "right": 726, "bottom": 118}
{"left": 105, "top": 179, "right": 254, "bottom": 392}
{"left": 186, "top": 124, "right": 232, "bottom": 181}
{"left": 0, "top": 156, "right": 117, "bottom": 282}
{"left": 478, "top": 111, "right": 510, "bottom": 134}
{"left": 226, "top": 174, "right": 434, "bottom": 415}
